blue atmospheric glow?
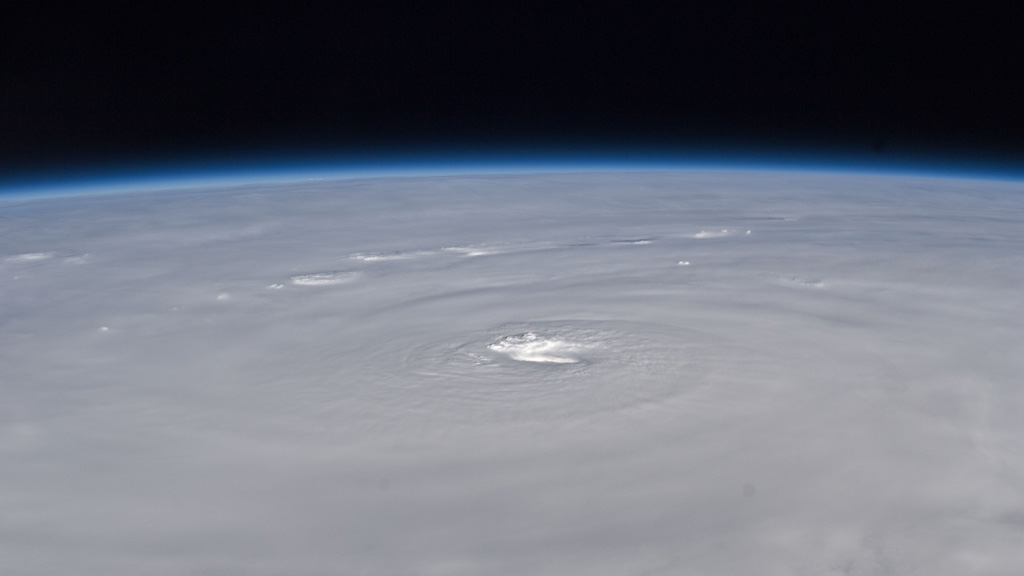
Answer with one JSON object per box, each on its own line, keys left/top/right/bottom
{"left": 2, "top": 145, "right": 1024, "bottom": 202}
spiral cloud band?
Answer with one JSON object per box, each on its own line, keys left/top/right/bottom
{"left": 2, "top": 171, "right": 1023, "bottom": 574}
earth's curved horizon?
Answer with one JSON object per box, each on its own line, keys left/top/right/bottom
{"left": 2, "top": 168, "right": 1023, "bottom": 574}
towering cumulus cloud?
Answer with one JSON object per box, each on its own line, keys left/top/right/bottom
{"left": 488, "top": 331, "right": 586, "bottom": 363}
{"left": 1, "top": 171, "right": 1023, "bottom": 575}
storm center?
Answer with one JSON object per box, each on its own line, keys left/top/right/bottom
{"left": 487, "top": 332, "right": 587, "bottom": 364}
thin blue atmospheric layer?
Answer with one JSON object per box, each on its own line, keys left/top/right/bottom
{"left": 2, "top": 145, "right": 1024, "bottom": 202}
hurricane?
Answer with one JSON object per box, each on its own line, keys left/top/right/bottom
{"left": 2, "top": 170, "right": 1023, "bottom": 575}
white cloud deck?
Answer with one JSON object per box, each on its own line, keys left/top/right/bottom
{"left": 2, "top": 171, "right": 1023, "bottom": 575}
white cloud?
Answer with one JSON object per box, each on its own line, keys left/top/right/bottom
{"left": 2, "top": 171, "right": 1023, "bottom": 575}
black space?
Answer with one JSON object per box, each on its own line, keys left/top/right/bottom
{"left": 3, "top": 4, "right": 1023, "bottom": 172}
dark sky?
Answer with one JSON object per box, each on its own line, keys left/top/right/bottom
{"left": 3, "top": 4, "right": 1023, "bottom": 173}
